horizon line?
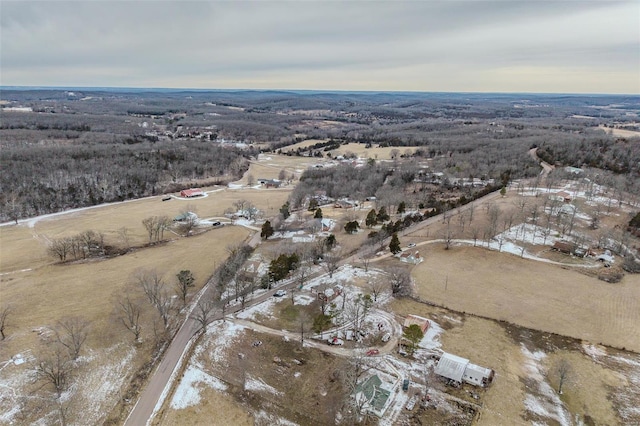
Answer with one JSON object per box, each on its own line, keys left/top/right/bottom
{"left": 1, "top": 85, "right": 639, "bottom": 97}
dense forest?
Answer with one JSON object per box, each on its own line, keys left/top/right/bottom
{"left": 1, "top": 88, "right": 638, "bottom": 221}
{"left": 0, "top": 140, "right": 251, "bottom": 221}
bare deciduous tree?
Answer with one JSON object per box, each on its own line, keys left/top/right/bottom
{"left": 366, "top": 278, "right": 386, "bottom": 302}
{"left": 340, "top": 354, "right": 375, "bottom": 422}
{"left": 34, "top": 343, "right": 72, "bottom": 398}
{"left": 117, "top": 295, "right": 142, "bottom": 342}
{"left": 142, "top": 215, "right": 170, "bottom": 243}
{"left": 190, "top": 298, "right": 217, "bottom": 335}
{"left": 135, "top": 268, "right": 165, "bottom": 306}
{"left": 54, "top": 317, "right": 90, "bottom": 360}
{"left": 0, "top": 304, "right": 11, "bottom": 340}
{"left": 134, "top": 269, "right": 174, "bottom": 329}
{"left": 48, "top": 237, "right": 73, "bottom": 262}
{"left": 324, "top": 253, "right": 340, "bottom": 278}
{"left": 551, "top": 358, "right": 572, "bottom": 395}
{"left": 118, "top": 226, "right": 132, "bottom": 250}
{"left": 388, "top": 266, "right": 412, "bottom": 297}
{"left": 175, "top": 270, "right": 195, "bottom": 307}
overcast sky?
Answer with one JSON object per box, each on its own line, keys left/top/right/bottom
{"left": 1, "top": 1, "right": 638, "bottom": 94}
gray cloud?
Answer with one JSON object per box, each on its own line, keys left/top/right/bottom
{"left": 1, "top": 0, "right": 638, "bottom": 93}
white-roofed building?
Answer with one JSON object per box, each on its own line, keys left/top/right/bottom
{"left": 435, "top": 352, "right": 494, "bottom": 387}
{"left": 434, "top": 353, "right": 468, "bottom": 383}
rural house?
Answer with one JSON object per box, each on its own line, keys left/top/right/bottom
{"left": 399, "top": 251, "right": 423, "bottom": 265}
{"left": 434, "top": 352, "right": 494, "bottom": 387}
{"left": 262, "top": 179, "right": 281, "bottom": 188}
{"left": 353, "top": 374, "right": 394, "bottom": 418}
{"left": 550, "top": 190, "right": 573, "bottom": 203}
{"left": 334, "top": 199, "right": 357, "bottom": 209}
{"left": 180, "top": 188, "right": 204, "bottom": 198}
{"left": 173, "top": 212, "right": 198, "bottom": 222}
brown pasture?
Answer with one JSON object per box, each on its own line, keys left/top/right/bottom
{"left": 0, "top": 226, "right": 250, "bottom": 351}
{"left": 280, "top": 139, "right": 416, "bottom": 160}
{"left": 0, "top": 186, "right": 291, "bottom": 274}
{"left": 411, "top": 245, "right": 640, "bottom": 353}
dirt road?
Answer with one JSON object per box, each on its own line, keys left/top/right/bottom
{"left": 529, "top": 147, "right": 554, "bottom": 178}
{"left": 230, "top": 308, "right": 402, "bottom": 357}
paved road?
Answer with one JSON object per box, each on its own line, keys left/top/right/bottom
{"left": 124, "top": 275, "right": 288, "bottom": 426}
{"left": 124, "top": 222, "right": 276, "bottom": 426}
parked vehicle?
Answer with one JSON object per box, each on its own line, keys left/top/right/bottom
{"left": 274, "top": 290, "right": 286, "bottom": 297}
{"left": 327, "top": 337, "right": 344, "bottom": 346}
{"left": 402, "top": 378, "right": 410, "bottom": 391}
{"left": 366, "top": 348, "right": 380, "bottom": 356}
{"left": 381, "top": 333, "right": 391, "bottom": 342}
{"left": 407, "top": 243, "right": 416, "bottom": 248}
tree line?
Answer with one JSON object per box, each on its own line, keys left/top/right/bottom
{"left": 0, "top": 142, "right": 250, "bottom": 222}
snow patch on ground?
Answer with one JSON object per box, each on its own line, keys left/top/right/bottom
{"left": 419, "top": 320, "right": 444, "bottom": 350}
{"left": 235, "top": 296, "right": 279, "bottom": 321}
{"left": 582, "top": 343, "right": 607, "bottom": 360}
{"left": 294, "top": 293, "right": 316, "bottom": 306}
{"left": 205, "top": 321, "right": 246, "bottom": 362}
{"left": 254, "top": 409, "right": 299, "bottom": 426}
{"left": 170, "top": 364, "right": 228, "bottom": 409}
{"left": 76, "top": 346, "right": 136, "bottom": 425}
{"left": 520, "top": 345, "right": 571, "bottom": 426}
{"left": 245, "top": 376, "right": 282, "bottom": 396}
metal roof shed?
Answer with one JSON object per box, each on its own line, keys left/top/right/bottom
{"left": 463, "top": 363, "right": 494, "bottom": 387}
{"left": 434, "top": 353, "right": 469, "bottom": 383}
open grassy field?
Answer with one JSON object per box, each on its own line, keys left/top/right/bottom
{"left": 279, "top": 139, "right": 417, "bottom": 160}
{"left": 0, "top": 225, "right": 250, "bottom": 350}
{"left": 411, "top": 245, "right": 640, "bottom": 353}
{"left": 598, "top": 124, "right": 640, "bottom": 138}
{"left": 0, "top": 152, "right": 319, "bottom": 424}
{"left": 0, "top": 186, "right": 290, "bottom": 274}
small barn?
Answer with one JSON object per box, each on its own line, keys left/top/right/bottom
{"left": 180, "top": 188, "right": 204, "bottom": 198}
{"left": 434, "top": 352, "right": 494, "bottom": 387}
{"left": 403, "top": 314, "right": 430, "bottom": 333}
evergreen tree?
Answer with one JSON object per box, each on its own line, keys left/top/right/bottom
{"left": 280, "top": 202, "right": 290, "bottom": 219}
{"left": 344, "top": 221, "right": 360, "bottom": 234}
{"left": 397, "top": 201, "right": 406, "bottom": 214}
{"left": 389, "top": 232, "right": 401, "bottom": 254}
{"left": 325, "top": 234, "right": 337, "bottom": 250}
{"left": 261, "top": 220, "right": 274, "bottom": 240}
{"left": 403, "top": 324, "right": 424, "bottom": 355}
{"left": 377, "top": 206, "right": 389, "bottom": 222}
{"left": 365, "top": 209, "right": 378, "bottom": 227}
{"left": 314, "top": 208, "right": 323, "bottom": 219}
{"left": 308, "top": 198, "right": 319, "bottom": 211}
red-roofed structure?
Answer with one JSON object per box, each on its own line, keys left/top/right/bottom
{"left": 180, "top": 188, "right": 204, "bottom": 198}
{"left": 403, "top": 314, "right": 430, "bottom": 333}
